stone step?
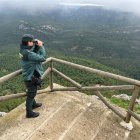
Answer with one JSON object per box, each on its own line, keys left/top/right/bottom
{"left": 61, "top": 103, "right": 110, "bottom": 140}
{"left": 0, "top": 93, "right": 72, "bottom": 140}
{"left": 28, "top": 100, "right": 85, "bottom": 140}
{"left": 94, "top": 112, "right": 127, "bottom": 140}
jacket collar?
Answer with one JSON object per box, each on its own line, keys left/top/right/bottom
{"left": 20, "top": 44, "right": 33, "bottom": 50}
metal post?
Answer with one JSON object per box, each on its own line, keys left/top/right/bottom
{"left": 50, "top": 60, "right": 53, "bottom": 92}
{"left": 125, "top": 85, "right": 140, "bottom": 123}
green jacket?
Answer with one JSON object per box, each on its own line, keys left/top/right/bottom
{"left": 19, "top": 45, "right": 47, "bottom": 81}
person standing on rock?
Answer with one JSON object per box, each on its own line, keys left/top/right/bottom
{"left": 19, "top": 34, "right": 47, "bottom": 118}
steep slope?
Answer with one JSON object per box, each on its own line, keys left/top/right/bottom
{"left": 0, "top": 84, "right": 140, "bottom": 140}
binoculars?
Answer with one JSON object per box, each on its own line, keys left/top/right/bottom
{"left": 33, "top": 39, "right": 39, "bottom": 45}
{"left": 33, "top": 39, "right": 44, "bottom": 46}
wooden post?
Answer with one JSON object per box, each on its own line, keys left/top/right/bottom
{"left": 50, "top": 60, "right": 53, "bottom": 92}
{"left": 128, "top": 109, "right": 140, "bottom": 122}
{"left": 125, "top": 86, "right": 140, "bottom": 123}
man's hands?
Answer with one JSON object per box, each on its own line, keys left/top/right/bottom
{"left": 36, "top": 40, "right": 43, "bottom": 47}
{"left": 34, "top": 39, "right": 43, "bottom": 47}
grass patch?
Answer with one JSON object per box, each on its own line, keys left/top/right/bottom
{"left": 0, "top": 98, "right": 25, "bottom": 112}
{"left": 110, "top": 97, "right": 140, "bottom": 114}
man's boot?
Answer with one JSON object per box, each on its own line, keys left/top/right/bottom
{"left": 32, "top": 103, "right": 42, "bottom": 109}
{"left": 26, "top": 112, "right": 39, "bottom": 118}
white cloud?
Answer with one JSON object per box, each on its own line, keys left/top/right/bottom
{"left": 0, "top": 0, "right": 60, "bottom": 13}
{"left": 0, "top": 0, "right": 140, "bottom": 14}
{"left": 59, "top": 0, "right": 140, "bottom": 14}
{"left": 60, "top": 3, "right": 104, "bottom": 7}
{"left": 60, "top": 0, "right": 140, "bottom": 14}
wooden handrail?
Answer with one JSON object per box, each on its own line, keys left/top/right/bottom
{"left": 51, "top": 57, "right": 140, "bottom": 86}
{"left": 0, "top": 58, "right": 52, "bottom": 84}
{"left": 0, "top": 88, "right": 51, "bottom": 102}
{"left": 52, "top": 68, "right": 82, "bottom": 89}
{"left": 52, "top": 85, "right": 134, "bottom": 91}
{"left": 94, "top": 90, "right": 126, "bottom": 120}
{"left": 0, "top": 69, "right": 22, "bottom": 84}
{"left": 0, "top": 85, "right": 133, "bottom": 102}
{"left": 42, "top": 57, "right": 52, "bottom": 65}
{"left": 1, "top": 57, "right": 140, "bottom": 123}
{"left": 41, "top": 67, "right": 51, "bottom": 80}
{"left": 128, "top": 109, "right": 140, "bottom": 122}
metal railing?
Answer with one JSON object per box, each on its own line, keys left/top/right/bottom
{"left": 0, "top": 57, "right": 140, "bottom": 123}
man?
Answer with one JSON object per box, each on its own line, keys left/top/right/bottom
{"left": 19, "top": 34, "right": 47, "bottom": 118}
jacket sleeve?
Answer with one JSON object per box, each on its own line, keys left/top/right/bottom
{"left": 28, "top": 50, "right": 46, "bottom": 62}
{"left": 39, "top": 46, "right": 47, "bottom": 59}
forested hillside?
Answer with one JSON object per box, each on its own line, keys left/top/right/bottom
{"left": 1, "top": 7, "right": 140, "bottom": 79}
{"left": 0, "top": 6, "right": 140, "bottom": 112}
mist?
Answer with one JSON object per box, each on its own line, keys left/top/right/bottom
{"left": 0, "top": 0, "right": 60, "bottom": 14}
{"left": 0, "top": 0, "right": 140, "bottom": 15}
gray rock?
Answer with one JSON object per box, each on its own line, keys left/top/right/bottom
{"left": 112, "top": 94, "right": 140, "bottom": 105}
{"left": 136, "top": 99, "right": 140, "bottom": 105}
{"left": 112, "top": 94, "right": 130, "bottom": 101}
{"left": 0, "top": 112, "right": 7, "bottom": 117}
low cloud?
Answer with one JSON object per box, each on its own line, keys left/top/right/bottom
{"left": 60, "top": 3, "right": 104, "bottom": 7}
{"left": 0, "top": 0, "right": 140, "bottom": 15}
{"left": 0, "top": 0, "right": 60, "bottom": 14}
{"left": 60, "top": 0, "right": 140, "bottom": 15}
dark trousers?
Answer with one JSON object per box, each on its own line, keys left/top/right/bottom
{"left": 24, "top": 80, "right": 37, "bottom": 114}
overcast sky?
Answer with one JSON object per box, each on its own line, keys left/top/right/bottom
{"left": 0, "top": 0, "right": 140, "bottom": 15}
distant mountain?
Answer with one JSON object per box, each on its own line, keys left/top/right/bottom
{"left": 0, "top": 6, "right": 140, "bottom": 44}
{"left": 1, "top": 6, "right": 140, "bottom": 79}
{"left": 55, "top": 6, "right": 140, "bottom": 26}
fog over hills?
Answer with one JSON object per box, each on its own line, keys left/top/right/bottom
{"left": 0, "top": 5, "right": 140, "bottom": 79}
{"left": 1, "top": 0, "right": 140, "bottom": 15}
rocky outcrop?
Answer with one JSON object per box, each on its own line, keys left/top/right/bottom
{"left": 112, "top": 94, "right": 140, "bottom": 105}
{"left": 0, "top": 112, "right": 6, "bottom": 117}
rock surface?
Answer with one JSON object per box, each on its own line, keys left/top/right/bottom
{"left": 0, "top": 84, "right": 140, "bottom": 140}
{"left": 112, "top": 94, "right": 140, "bottom": 105}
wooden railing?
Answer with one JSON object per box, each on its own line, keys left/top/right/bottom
{"left": 0, "top": 57, "right": 140, "bottom": 123}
